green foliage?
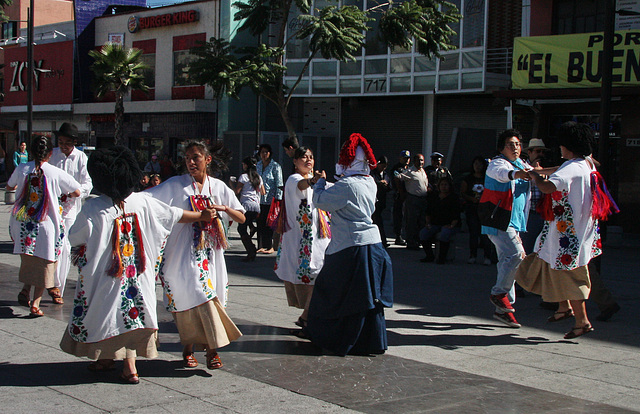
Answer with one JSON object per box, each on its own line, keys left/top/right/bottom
{"left": 89, "top": 43, "right": 149, "bottom": 98}
{"left": 191, "top": 0, "right": 460, "bottom": 140}
{"left": 189, "top": 39, "right": 286, "bottom": 101}
{"left": 379, "top": 0, "right": 460, "bottom": 58}
{"left": 297, "top": 5, "right": 369, "bottom": 61}
{"left": 1, "top": 0, "right": 13, "bottom": 22}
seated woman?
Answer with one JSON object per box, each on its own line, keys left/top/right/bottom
{"left": 419, "top": 177, "right": 461, "bottom": 264}
{"left": 304, "top": 133, "right": 393, "bottom": 356}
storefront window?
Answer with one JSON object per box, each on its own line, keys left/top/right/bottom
{"left": 463, "top": 0, "right": 485, "bottom": 47}
{"left": 133, "top": 137, "right": 164, "bottom": 167}
{"left": 173, "top": 50, "right": 198, "bottom": 86}
{"left": 140, "top": 53, "right": 156, "bottom": 88}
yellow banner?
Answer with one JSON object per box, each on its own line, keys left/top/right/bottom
{"left": 512, "top": 30, "right": 640, "bottom": 89}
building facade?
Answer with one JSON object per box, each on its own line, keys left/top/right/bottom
{"left": 498, "top": 0, "right": 640, "bottom": 233}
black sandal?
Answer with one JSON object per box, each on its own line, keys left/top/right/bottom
{"left": 564, "top": 324, "right": 594, "bottom": 339}
{"left": 294, "top": 317, "right": 307, "bottom": 328}
{"left": 18, "top": 288, "right": 31, "bottom": 308}
{"left": 547, "top": 309, "right": 574, "bottom": 323}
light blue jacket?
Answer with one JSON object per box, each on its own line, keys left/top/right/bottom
{"left": 312, "top": 175, "right": 381, "bottom": 255}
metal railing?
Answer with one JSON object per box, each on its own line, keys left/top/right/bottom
{"left": 486, "top": 47, "right": 512, "bottom": 74}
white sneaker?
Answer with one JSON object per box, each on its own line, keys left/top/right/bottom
{"left": 467, "top": 257, "right": 476, "bottom": 264}
{"left": 483, "top": 258, "right": 492, "bottom": 266}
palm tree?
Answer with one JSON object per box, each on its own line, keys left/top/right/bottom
{"left": 89, "top": 43, "right": 148, "bottom": 145}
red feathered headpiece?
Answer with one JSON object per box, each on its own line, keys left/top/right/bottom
{"left": 337, "top": 133, "right": 377, "bottom": 168}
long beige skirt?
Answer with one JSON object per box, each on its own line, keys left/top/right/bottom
{"left": 284, "top": 281, "right": 314, "bottom": 309}
{"left": 19, "top": 254, "right": 56, "bottom": 288}
{"left": 60, "top": 328, "right": 159, "bottom": 360}
{"left": 172, "top": 297, "right": 242, "bottom": 351}
{"left": 515, "top": 253, "right": 591, "bottom": 302}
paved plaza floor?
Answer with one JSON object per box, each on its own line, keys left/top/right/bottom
{"left": 0, "top": 195, "right": 639, "bottom": 413}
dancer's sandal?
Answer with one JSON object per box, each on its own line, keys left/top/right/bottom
{"left": 547, "top": 309, "right": 574, "bottom": 323}
{"left": 183, "top": 353, "right": 198, "bottom": 368}
{"left": 87, "top": 359, "right": 115, "bottom": 372}
{"left": 18, "top": 288, "right": 31, "bottom": 307}
{"left": 564, "top": 324, "right": 594, "bottom": 339}
{"left": 120, "top": 372, "right": 140, "bottom": 384}
{"left": 29, "top": 306, "right": 44, "bottom": 317}
{"left": 206, "top": 352, "right": 223, "bottom": 370}
{"left": 294, "top": 317, "right": 307, "bottom": 328}
{"left": 47, "top": 287, "right": 64, "bottom": 305}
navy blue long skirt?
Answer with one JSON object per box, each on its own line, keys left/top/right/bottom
{"left": 304, "top": 243, "right": 393, "bottom": 356}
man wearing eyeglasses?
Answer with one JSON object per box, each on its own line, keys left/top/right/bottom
{"left": 482, "top": 129, "right": 532, "bottom": 328}
{"left": 48, "top": 123, "right": 93, "bottom": 304}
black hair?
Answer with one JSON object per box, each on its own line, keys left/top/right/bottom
{"left": 496, "top": 128, "right": 523, "bottom": 151}
{"left": 30, "top": 135, "right": 53, "bottom": 166}
{"left": 242, "top": 156, "right": 262, "bottom": 191}
{"left": 184, "top": 140, "right": 230, "bottom": 175}
{"left": 88, "top": 146, "right": 142, "bottom": 203}
{"left": 258, "top": 143, "right": 273, "bottom": 157}
{"left": 438, "top": 176, "right": 455, "bottom": 193}
{"left": 470, "top": 156, "right": 488, "bottom": 173}
{"left": 293, "top": 146, "right": 312, "bottom": 160}
{"left": 281, "top": 138, "right": 299, "bottom": 150}
{"left": 557, "top": 121, "right": 594, "bottom": 158}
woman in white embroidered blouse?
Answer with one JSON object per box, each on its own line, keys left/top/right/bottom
{"left": 146, "top": 141, "right": 245, "bottom": 370}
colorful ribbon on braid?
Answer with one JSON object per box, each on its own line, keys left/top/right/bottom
{"left": 107, "top": 213, "right": 146, "bottom": 278}
{"left": 318, "top": 209, "right": 331, "bottom": 239}
{"left": 591, "top": 171, "right": 620, "bottom": 221}
{"left": 13, "top": 172, "right": 50, "bottom": 222}
{"left": 189, "top": 195, "right": 228, "bottom": 250}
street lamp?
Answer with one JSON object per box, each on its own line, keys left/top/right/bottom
{"left": 27, "top": 0, "right": 34, "bottom": 143}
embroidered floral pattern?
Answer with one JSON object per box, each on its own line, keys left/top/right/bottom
{"left": 117, "top": 214, "right": 147, "bottom": 329}
{"left": 295, "top": 199, "right": 313, "bottom": 284}
{"left": 194, "top": 247, "right": 216, "bottom": 301}
{"left": 69, "top": 249, "right": 89, "bottom": 342}
{"left": 546, "top": 190, "right": 580, "bottom": 270}
{"left": 18, "top": 221, "right": 38, "bottom": 255}
{"left": 156, "top": 238, "right": 178, "bottom": 312}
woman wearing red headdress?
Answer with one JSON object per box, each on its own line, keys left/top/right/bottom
{"left": 304, "top": 133, "right": 394, "bottom": 356}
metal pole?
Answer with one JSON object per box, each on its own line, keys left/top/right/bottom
{"left": 598, "top": 0, "right": 615, "bottom": 182}
{"left": 26, "top": 0, "right": 34, "bottom": 143}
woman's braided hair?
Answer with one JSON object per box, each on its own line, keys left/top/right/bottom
{"left": 88, "top": 146, "right": 142, "bottom": 203}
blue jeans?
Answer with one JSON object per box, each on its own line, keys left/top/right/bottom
{"left": 488, "top": 227, "right": 524, "bottom": 308}
{"left": 419, "top": 225, "right": 458, "bottom": 243}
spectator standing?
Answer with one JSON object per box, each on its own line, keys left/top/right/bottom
{"left": 144, "top": 154, "right": 161, "bottom": 174}
{"left": 48, "top": 123, "right": 93, "bottom": 304}
{"left": 0, "top": 144, "right": 6, "bottom": 180}
{"left": 256, "top": 144, "right": 283, "bottom": 254}
{"left": 460, "top": 156, "right": 493, "bottom": 265}
{"left": 425, "top": 151, "right": 452, "bottom": 189}
{"left": 372, "top": 156, "right": 391, "bottom": 247}
{"left": 482, "top": 129, "right": 532, "bottom": 328}
{"left": 390, "top": 150, "right": 411, "bottom": 245}
{"left": 521, "top": 138, "right": 549, "bottom": 254}
{"left": 235, "top": 156, "right": 265, "bottom": 261}
{"left": 395, "top": 154, "right": 429, "bottom": 250}
{"left": 14, "top": 141, "right": 29, "bottom": 167}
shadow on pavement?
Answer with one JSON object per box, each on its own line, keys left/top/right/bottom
{"left": 0, "top": 359, "right": 214, "bottom": 387}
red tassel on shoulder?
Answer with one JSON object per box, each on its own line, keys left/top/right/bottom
{"left": 591, "top": 171, "right": 620, "bottom": 221}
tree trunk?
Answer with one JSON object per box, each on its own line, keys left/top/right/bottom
{"left": 274, "top": 81, "right": 299, "bottom": 147}
{"left": 114, "top": 92, "right": 125, "bottom": 145}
